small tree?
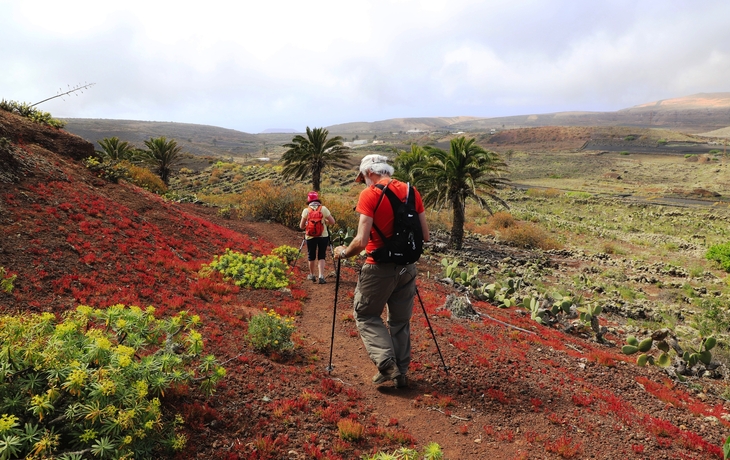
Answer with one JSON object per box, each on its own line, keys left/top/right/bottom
{"left": 139, "top": 137, "right": 183, "bottom": 185}
{"left": 403, "top": 137, "right": 510, "bottom": 249}
{"left": 280, "top": 127, "right": 349, "bottom": 191}
{"left": 392, "top": 144, "right": 427, "bottom": 184}
{"left": 96, "top": 136, "right": 136, "bottom": 161}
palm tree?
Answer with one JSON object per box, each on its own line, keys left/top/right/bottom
{"left": 281, "top": 127, "right": 349, "bottom": 191}
{"left": 96, "top": 136, "right": 135, "bottom": 161}
{"left": 139, "top": 137, "right": 183, "bottom": 185}
{"left": 416, "top": 137, "right": 510, "bottom": 249}
{"left": 392, "top": 144, "right": 427, "bottom": 183}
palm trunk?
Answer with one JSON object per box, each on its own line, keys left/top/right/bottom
{"left": 312, "top": 167, "right": 321, "bottom": 192}
{"left": 450, "top": 198, "right": 465, "bottom": 249}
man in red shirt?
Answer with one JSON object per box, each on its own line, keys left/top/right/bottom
{"left": 334, "top": 154, "right": 430, "bottom": 388}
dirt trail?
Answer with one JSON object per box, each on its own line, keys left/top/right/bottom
{"left": 246, "top": 223, "right": 481, "bottom": 458}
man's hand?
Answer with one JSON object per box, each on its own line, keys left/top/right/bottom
{"left": 333, "top": 245, "right": 348, "bottom": 260}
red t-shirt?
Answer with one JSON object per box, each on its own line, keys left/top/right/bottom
{"left": 356, "top": 178, "right": 425, "bottom": 264}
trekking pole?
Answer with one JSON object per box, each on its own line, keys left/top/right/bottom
{"left": 289, "top": 237, "right": 306, "bottom": 270}
{"left": 415, "top": 285, "right": 449, "bottom": 375}
{"left": 326, "top": 257, "right": 342, "bottom": 373}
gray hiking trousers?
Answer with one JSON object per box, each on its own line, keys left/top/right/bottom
{"left": 353, "top": 262, "right": 417, "bottom": 375}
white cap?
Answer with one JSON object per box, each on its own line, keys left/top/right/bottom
{"left": 355, "top": 154, "right": 393, "bottom": 183}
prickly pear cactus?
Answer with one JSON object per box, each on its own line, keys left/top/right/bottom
{"left": 621, "top": 330, "right": 721, "bottom": 380}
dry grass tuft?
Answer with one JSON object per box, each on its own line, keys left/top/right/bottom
{"left": 238, "top": 180, "right": 308, "bottom": 228}
{"left": 498, "top": 222, "right": 561, "bottom": 250}
{"left": 526, "top": 188, "right": 562, "bottom": 198}
{"left": 486, "top": 211, "right": 517, "bottom": 232}
{"left": 126, "top": 164, "right": 167, "bottom": 194}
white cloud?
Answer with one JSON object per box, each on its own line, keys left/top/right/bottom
{"left": 3, "top": 0, "right": 730, "bottom": 132}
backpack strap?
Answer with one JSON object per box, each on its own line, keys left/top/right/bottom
{"left": 371, "top": 181, "right": 411, "bottom": 243}
{"left": 371, "top": 182, "right": 390, "bottom": 245}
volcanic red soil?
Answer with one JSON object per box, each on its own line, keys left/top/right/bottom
{"left": 1, "top": 109, "right": 729, "bottom": 459}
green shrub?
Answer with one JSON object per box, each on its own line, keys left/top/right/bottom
{"left": 0, "top": 305, "right": 225, "bottom": 459}
{"left": 619, "top": 151, "right": 630, "bottom": 155}
{"left": 85, "top": 157, "right": 168, "bottom": 193}
{"left": 247, "top": 308, "right": 296, "bottom": 352}
{"left": 271, "top": 245, "right": 300, "bottom": 265}
{"left": 0, "top": 99, "right": 66, "bottom": 128}
{"left": 202, "top": 249, "right": 289, "bottom": 289}
{"left": 706, "top": 242, "right": 730, "bottom": 272}
{"left": 217, "top": 206, "right": 233, "bottom": 219}
{"left": 83, "top": 157, "right": 130, "bottom": 184}
{"left": 0, "top": 267, "right": 16, "bottom": 293}
{"left": 362, "top": 442, "right": 444, "bottom": 460}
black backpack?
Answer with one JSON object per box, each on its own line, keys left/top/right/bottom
{"left": 370, "top": 182, "right": 424, "bottom": 264}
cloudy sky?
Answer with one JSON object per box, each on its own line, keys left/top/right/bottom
{"left": 3, "top": 0, "right": 730, "bottom": 133}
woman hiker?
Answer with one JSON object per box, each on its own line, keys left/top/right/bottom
{"left": 300, "top": 191, "right": 336, "bottom": 284}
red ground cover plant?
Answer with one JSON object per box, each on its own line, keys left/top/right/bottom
{"left": 1, "top": 115, "right": 729, "bottom": 459}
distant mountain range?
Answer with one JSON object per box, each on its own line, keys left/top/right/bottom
{"left": 61, "top": 92, "right": 730, "bottom": 158}
{"left": 326, "top": 93, "right": 730, "bottom": 134}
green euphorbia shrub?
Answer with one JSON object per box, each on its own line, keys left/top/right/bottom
{"left": 247, "top": 308, "right": 296, "bottom": 352}
{"left": 202, "top": 248, "right": 289, "bottom": 289}
{"left": 361, "top": 442, "right": 444, "bottom": 460}
{"left": 0, "top": 267, "right": 15, "bottom": 293}
{"left": 83, "top": 156, "right": 131, "bottom": 184}
{"left": 0, "top": 304, "right": 225, "bottom": 459}
{"left": 271, "top": 245, "right": 300, "bottom": 265}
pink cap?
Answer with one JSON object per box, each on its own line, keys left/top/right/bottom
{"left": 307, "top": 191, "right": 319, "bottom": 203}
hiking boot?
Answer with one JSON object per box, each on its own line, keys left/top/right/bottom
{"left": 394, "top": 374, "right": 408, "bottom": 389}
{"left": 318, "top": 277, "right": 326, "bottom": 284}
{"left": 372, "top": 362, "right": 401, "bottom": 385}
{"left": 307, "top": 274, "right": 316, "bottom": 282}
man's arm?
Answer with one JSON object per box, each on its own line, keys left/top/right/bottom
{"left": 418, "top": 212, "right": 430, "bottom": 242}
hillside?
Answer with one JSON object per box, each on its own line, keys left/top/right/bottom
{"left": 61, "top": 118, "right": 292, "bottom": 159}
{"left": 1, "top": 109, "right": 730, "bottom": 459}
{"left": 60, "top": 93, "right": 730, "bottom": 158}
